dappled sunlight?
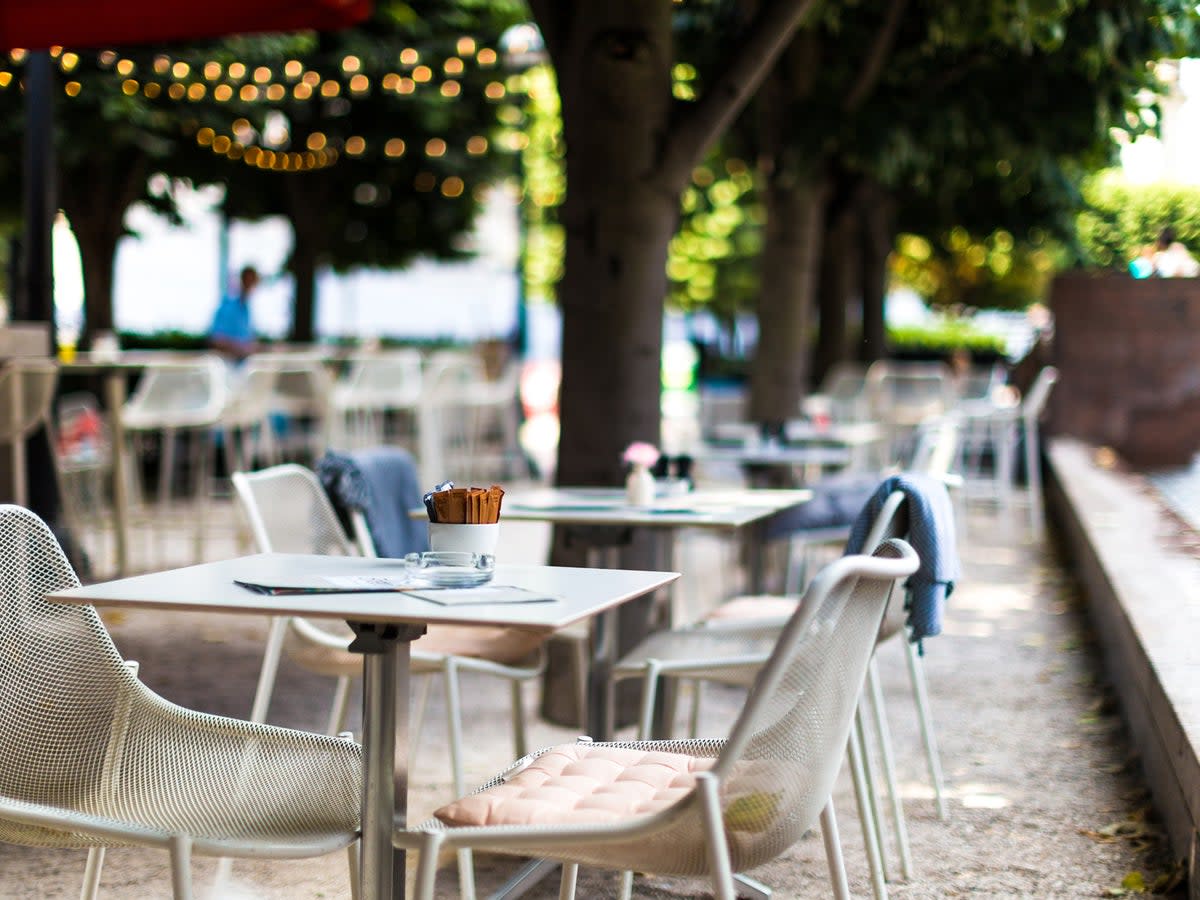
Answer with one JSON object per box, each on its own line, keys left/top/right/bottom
{"left": 954, "top": 581, "right": 1036, "bottom": 615}
{"left": 952, "top": 781, "right": 1014, "bottom": 810}
{"left": 941, "top": 619, "right": 996, "bottom": 638}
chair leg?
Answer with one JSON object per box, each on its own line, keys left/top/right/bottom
{"left": 346, "top": 841, "right": 361, "bottom": 900}
{"left": 636, "top": 661, "right": 662, "bottom": 741}
{"left": 168, "top": 833, "right": 194, "bottom": 900}
{"left": 905, "top": 640, "right": 948, "bottom": 820}
{"left": 510, "top": 679, "right": 528, "bottom": 760}
{"left": 696, "top": 772, "right": 736, "bottom": 900}
{"left": 439, "top": 660, "right": 480, "bottom": 898}
{"left": 411, "top": 673, "right": 432, "bottom": 755}
{"left": 80, "top": 846, "right": 105, "bottom": 900}
{"left": 572, "top": 634, "right": 589, "bottom": 732}
{"left": 866, "top": 658, "right": 912, "bottom": 879}
{"left": 559, "top": 863, "right": 579, "bottom": 900}
{"left": 1024, "top": 418, "right": 1044, "bottom": 536}
{"left": 617, "top": 868, "right": 633, "bottom": 900}
{"left": 819, "top": 800, "right": 851, "bottom": 900}
{"left": 249, "top": 617, "right": 289, "bottom": 723}
{"left": 327, "top": 675, "right": 354, "bottom": 736}
{"left": 443, "top": 661, "right": 466, "bottom": 797}
{"left": 688, "top": 679, "right": 704, "bottom": 737}
{"left": 848, "top": 724, "right": 888, "bottom": 900}
{"left": 855, "top": 706, "right": 891, "bottom": 882}
{"left": 415, "top": 831, "right": 444, "bottom": 900}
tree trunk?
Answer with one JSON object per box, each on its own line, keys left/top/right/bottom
{"left": 748, "top": 170, "right": 830, "bottom": 423}
{"left": 859, "top": 184, "right": 894, "bottom": 362}
{"left": 59, "top": 155, "right": 147, "bottom": 346}
{"left": 283, "top": 180, "right": 329, "bottom": 343}
{"left": 813, "top": 204, "right": 859, "bottom": 386}
{"left": 289, "top": 229, "right": 318, "bottom": 343}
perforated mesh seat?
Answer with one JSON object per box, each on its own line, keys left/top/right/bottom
{"left": 0, "top": 504, "right": 361, "bottom": 898}
{"left": 396, "top": 541, "right": 920, "bottom": 900}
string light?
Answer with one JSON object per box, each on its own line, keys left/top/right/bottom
{"left": 228, "top": 62, "right": 246, "bottom": 80}
{"left": 306, "top": 132, "right": 327, "bottom": 150}
{"left": 187, "top": 83, "right": 205, "bottom": 100}
{"left": 484, "top": 81, "right": 505, "bottom": 99}
{"left": 293, "top": 83, "right": 313, "bottom": 100}
{"left": 121, "top": 79, "right": 139, "bottom": 95}
{"left": 456, "top": 37, "right": 476, "bottom": 56}
{"left": 203, "top": 61, "right": 222, "bottom": 80}
{"left": 64, "top": 81, "right": 81, "bottom": 96}
{"left": 349, "top": 74, "right": 369, "bottom": 93}
{"left": 143, "top": 82, "right": 161, "bottom": 98}
{"left": 253, "top": 66, "right": 271, "bottom": 83}
{"left": 444, "top": 58, "right": 464, "bottom": 75}
{"left": 60, "top": 52, "right": 79, "bottom": 72}
{"left": 412, "top": 65, "right": 432, "bottom": 83}
{"left": 466, "top": 135, "right": 487, "bottom": 154}
{"left": 400, "top": 48, "right": 419, "bottom": 65}
{"left": 167, "top": 83, "right": 184, "bottom": 100}
{"left": 477, "top": 48, "right": 497, "bottom": 66}
{"left": 171, "top": 61, "right": 189, "bottom": 78}
{"left": 284, "top": 60, "right": 303, "bottom": 79}
{"left": 342, "top": 55, "right": 361, "bottom": 73}
{"left": 346, "top": 136, "right": 366, "bottom": 155}
{"left": 266, "top": 84, "right": 285, "bottom": 101}
{"left": 213, "top": 84, "right": 233, "bottom": 101}
{"left": 384, "top": 138, "right": 406, "bottom": 157}
{"left": 0, "top": 73, "right": 13, "bottom": 88}
{"left": 441, "top": 176, "right": 464, "bottom": 198}
{"left": 116, "top": 59, "right": 134, "bottom": 75}
{"left": 320, "top": 80, "right": 340, "bottom": 97}
{"left": 425, "top": 138, "right": 447, "bottom": 157}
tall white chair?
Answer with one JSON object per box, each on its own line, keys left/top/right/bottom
{"left": 120, "top": 355, "right": 230, "bottom": 564}
{"left": 1018, "top": 366, "right": 1059, "bottom": 535}
{"left": 396, "top": 541, "right": 920, "bottom": 900}
{"left": 241, "top": 351, "right": 333, "bottom": 463}
{"left": 0, "top": 504, "right": 361, "bottom": 900}
{"left": 231, "top": 465, "right": 546, "bottom": 789}
{"left": 0, "top": 359, "right": 59, "bottom": 508}
{"left": 865, "top": 361, "right": 956, "bottom": 464}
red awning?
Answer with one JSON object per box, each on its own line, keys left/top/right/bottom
{"left": 0, "top": 0, "right": 372, "bottom": 50}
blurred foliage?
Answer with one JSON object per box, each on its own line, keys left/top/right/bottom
{"left": 890, "top": 227, "right": 1065, "bottom": 311}
{"left": 1076, "top": 168, "right": 1200, "bottom": 268}
{"left": 510, "top": 61, "right": 563, "bottom": 306}
{"left": 887, "top": 319, "right": 1008, "bottom": 356}
{"left": 668, "top": 153, "right": 763, "bottom": 322}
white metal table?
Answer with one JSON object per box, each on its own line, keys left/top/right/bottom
{"left": 50, "top": 553, "right": 678, "bottom": 900}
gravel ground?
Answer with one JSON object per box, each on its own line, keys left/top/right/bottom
{"left": 0, "top": 499, "right": 1186, "bottom": 899}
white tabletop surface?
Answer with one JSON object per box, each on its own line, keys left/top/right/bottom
{"left": 694, "top": 443, "right": 853, "bottom": 467}
{"left": 49, "top": 554, "right": 680, "bottom": 633}
{"left": 499, "top": 486, "right": 811, "bottom": 528}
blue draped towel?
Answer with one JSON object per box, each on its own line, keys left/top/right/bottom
{"left": 844, "top": 472, "right": 960, "bottom": 647}
{"left": 317, "top": 448, "right": 429, "bottom": 558}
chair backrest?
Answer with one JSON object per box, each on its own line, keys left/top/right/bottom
{"left": 0, "top": 505, "right": 140, "bottom": 820}
{"left": 122, "top": 355, "right": 228, "bottom": 427}
{"left": 819, "top": 362, "right": 869, "bottom": 423}
{"left": 339, "top": 350, "right": 423, "bottom": 407}
{"left": 865, "top": 360, "right": 956, "bottom": 422}
{"left": 712, "top": 539, "right": 919, "bottom": 871}
{"left": 1021, "top": 365, "right": 1058, "bottom": 422}
{"left": 908, "top": 416, "right": 960, "bottom": 477}
{"left": 231, "top": 464, "right": 357, "bottom": 557}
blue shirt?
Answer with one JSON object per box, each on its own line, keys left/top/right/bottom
{"left": 209, "top": 294, "right": 254, "bottom": 344}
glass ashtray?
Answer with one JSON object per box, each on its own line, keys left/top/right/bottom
{"left": 404, "top": 551, "right": 495, "bottom": 588}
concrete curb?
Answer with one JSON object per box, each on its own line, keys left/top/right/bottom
{"left": 1046, "top": 438, "right": 1200, "bottom": 899}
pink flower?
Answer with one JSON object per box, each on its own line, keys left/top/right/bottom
{"left": 622, "top": 441, "right": 660, "bottom": 468}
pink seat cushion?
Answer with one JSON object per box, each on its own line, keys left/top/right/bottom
{"left": 418, "top": 624, "right": 544, "bottom": 666}
{"left": 704, "top": 595, "right": 799, "bottom": 623}
{"left": 435, "top": 744, "right": 715, "bottom": 827}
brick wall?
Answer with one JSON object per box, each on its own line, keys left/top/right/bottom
{"left": 1050, "top": 271, "right": 1200, "bottom": 467}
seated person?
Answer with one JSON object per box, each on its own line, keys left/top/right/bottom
{"left": 209, "top": 265, "right": 262, "bottom": 360}
{"left": 1152, "top": 227, "right": 1199, "bottom": 278}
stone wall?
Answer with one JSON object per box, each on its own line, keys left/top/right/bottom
{"left": 1050, "top": 271, "right": 1200, "bottom": 468}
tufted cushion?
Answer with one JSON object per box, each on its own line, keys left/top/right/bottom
{"left": 435, "top": 744, "right": 715, "bottom": 827}
{"left": 704, "top": 595, "right": 799, "bottom": 623}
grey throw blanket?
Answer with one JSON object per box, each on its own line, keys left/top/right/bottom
{"left": 844, "top": 472, "right": 960, "bottom": 646}
{"left": 317, "top": 448, "right": 429, "bottom": 558}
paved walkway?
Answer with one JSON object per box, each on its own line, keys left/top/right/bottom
{"left": 0, "top": 493, "right": 1186, "bottom": 898}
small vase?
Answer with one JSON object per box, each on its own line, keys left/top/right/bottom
{"left": 625, "top": 463, "right": 656, "bottom": 506}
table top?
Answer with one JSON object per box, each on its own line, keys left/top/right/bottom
{"left": 49, "top": 554, "right": 679, "bottom": 633}
{"left": 499, "top": 486, "right": 811, "bottom": 528}
{"left": 58, "top": 350, "right": 213, "bottom": 372}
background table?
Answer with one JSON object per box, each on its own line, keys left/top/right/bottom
{"left": 51, "top": 553, "right": 678, "bottom": 900}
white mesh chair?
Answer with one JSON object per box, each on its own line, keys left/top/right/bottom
{"left": 245, "top": 352, "right": 334, "bottom": 464}
{"left": 231, "top": 465, "right": 546, "bottom": 790}
{"left": 233, "top": 463, "right": 544, "bottom": 900}
{"left": 865, "top": 361, "right": 957, "bottom": 464}
{"left": 395, "top": 540, "right": 920, "bottom": 900}
{"left": 0, "top": 504, "right": 361, "bottom": 900}
{"left": 617, "top": 468, "right": 958, "bottom": 898}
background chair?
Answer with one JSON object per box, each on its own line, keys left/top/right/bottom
{"left": 328, "top": 348, "right": 424, "bottom": 450}
{"left": 0, "top": 358, "right": 59, "bottom": 508}
{"left": 396, "top": 541, "right": 919, "bottom": 900}
{"left": 120, "top": 354, "right": 230, "bottom": 564}
{"left": 0, "top": 504, "right": 361, "bottom": 900}
{"left": 233, "top": 461, "right": 545, "bottom": 797}
{"left": 616, "top": 473, "right": 958, "bottom": 897}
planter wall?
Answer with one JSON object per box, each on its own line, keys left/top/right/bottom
{"left": 1050, "top": 271, "right": 1200, "bottom": 467}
